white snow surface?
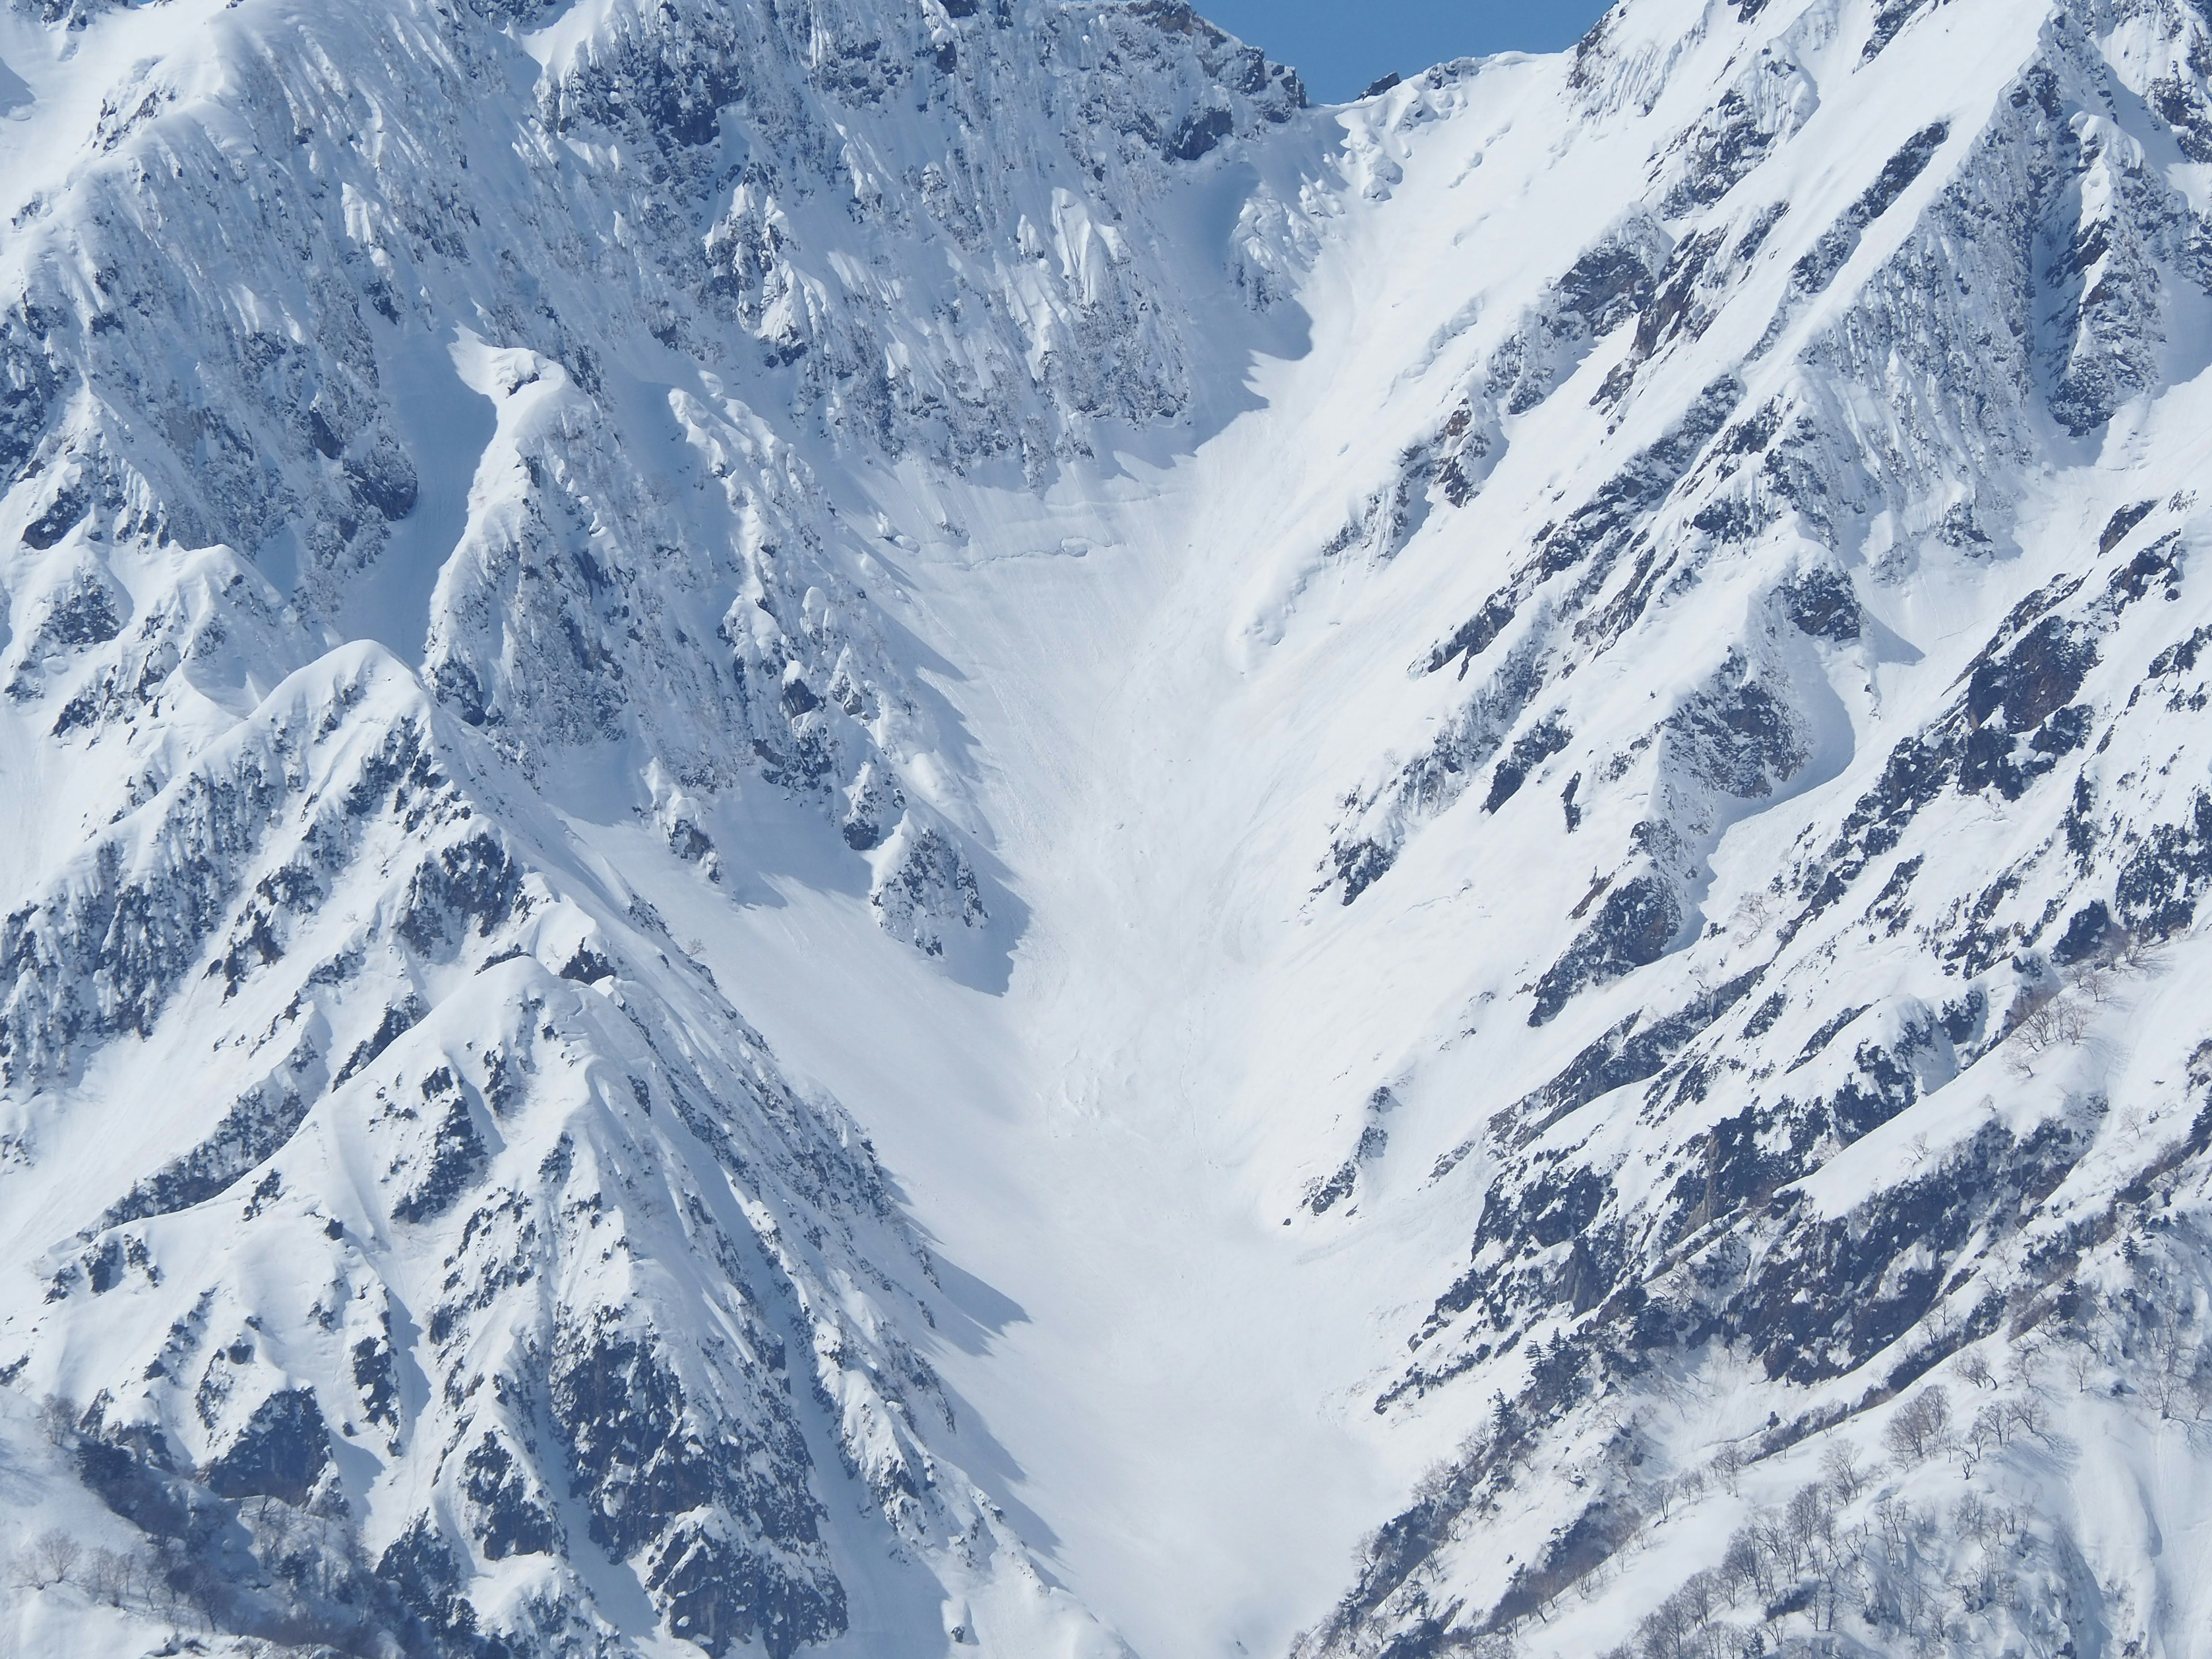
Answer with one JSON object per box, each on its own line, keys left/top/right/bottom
{"left": 7, "top": 0, "right": 2212, "bottom": 1657}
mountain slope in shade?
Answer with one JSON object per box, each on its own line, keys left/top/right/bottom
{"left": 11, "top": 1, "right": 2212, "bottom": 1657}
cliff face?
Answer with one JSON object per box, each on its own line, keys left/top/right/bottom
{"left": 0, "top": 1, "right": 1294, "bottom": 1653}
{"left": 1255, "top": 3, "right": 2212, "bottom": 1653}
{"left": 8, "top": 0, "right": 2212, "bottom": 1656}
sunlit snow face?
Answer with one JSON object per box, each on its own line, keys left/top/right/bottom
{"left": 5, "top": 0, "right": 2212, "bottom": 1657}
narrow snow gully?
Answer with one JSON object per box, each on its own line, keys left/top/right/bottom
{"left": 662, "top": 67, "right": 1609, "bottom": 1658}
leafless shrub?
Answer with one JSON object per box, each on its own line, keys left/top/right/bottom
{"left": 2113, "top": 928, "right": 2162, "bottom": 972}
{"left": 1752, "top": 1505, "right": 1798, "bottom": 1580}
{"left": 2187, "top": 1038, "right": 2212, "bottom": 1092}
{"left": 2065, "top": 1342, "right": 2100, "bottom": 1395}
{"left": 1729, "top": 890, "right": 1774, "bottom": 945}
{"left": 2143, "top": 1330, "right": 2212, "bottom": 1422}
{"left": 1872, "top": 1495, "right": 1913, "bottom": 1553}
{"left": 1629, "top": 1568, "right": 1727, "bottom": 1659}
{"left": 1790, "top": 1484, "right": 1843, "bottom": 1584}
{"left": 162, "top": 1546, "right": 228, "bottom": 1628}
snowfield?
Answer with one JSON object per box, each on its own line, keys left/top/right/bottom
{"left": 5, "top": 0, "right": 2212, "bottom": 1656}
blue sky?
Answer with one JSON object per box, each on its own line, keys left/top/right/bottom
{"left": 1196, "top": 1, "right": 1611, "bottom": 104}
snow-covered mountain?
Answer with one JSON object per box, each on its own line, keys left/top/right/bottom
{"left": 6, "top": 0, "right": 2212, "bottom": 1655}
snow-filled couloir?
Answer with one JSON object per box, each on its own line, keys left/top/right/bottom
{"left": 8, "top": 1, "right": 2212, "bottom": 1657}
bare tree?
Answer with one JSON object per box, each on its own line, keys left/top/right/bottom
{"left": 1884, "top": 1387, "right": 1951, "bottom": 1464}
{"left": 2003, "top": 1392, "right": 2051, "bottom": 1445}
{"left": 36, "top": 1396, "right": 78, "bottom": 1447}
{"left": 1954, "top": 1493, "right": 1990, "bottom": 1543}
{"left": 1711, "top": 1442, "right": 1744, "bottom": 1495}
{"left": 1638, "top": 1586, "right": 1695, "bottom": 1659}
{"left": 1675, "top": 1569, "right": 1723, "bottom": 1652}
{"left": 14, "top": 1529, "right": 82, "bottom": 1590}
{"left": 1720, "top": 1526, "right": 1767, "bottom": 1605}
{"left": 2018, "top": 996, "right": 2088, "bottom": 1053}
{"left": 170, "top": 1552, "right": 226, "bottom": 1629}
{"left": 1765, "top": 1503, "right": 1811, "bottom": 1581}
{"left": 1819, "top": 1440, "right": 1865, "bottom": 1500}
{"left": 1873, "top": 1497, "right": 1914, "bottom": 1555}
{"left": 1956, "top": 1351, "right": 1994, "bottom": 1391}
{"left": 2189, "top": 1038, "right": 2212, "bottom": 1092}
{"left": 81, "top": 1547, "right": 143, "bottom": 1608}
{"left": 2065, "top": 1342, "right": 2100, "bottom": 1395}
{"left": 2115, "top": 929, "right": 2161, "bottom": 972}
{"left": 143, "top": 1555, "right": 188, "bottom": 1625}
{"left": 1787, "top": 1484, "right": 1836, "bottom": 1560}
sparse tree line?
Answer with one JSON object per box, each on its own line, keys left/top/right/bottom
{"left": 1304, "top": 1092, "right": 2209, "bottom": 1659}
{"left": 4, "top": 1514, "right": 429, "bottom": 1653}
{"left": 1999, "top": 926, "right": 2162, "bottom": 1078}
{"left": 1581, "top": 1243, "right": 2210, "bottom": 1659}
{"left": 1, "top": 1393, "right": 456, "bottom": 1655}
{"left": 1583, "top": 1382, "right": 2065, "bottom": 1659}
{"left": 6, "top": 1524, "right": 229, "bottom": 1627}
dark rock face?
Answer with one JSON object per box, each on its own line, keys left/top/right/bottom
{"left": 1425, "top": 593, "right": 1518, "bottom": 677}
{"left": 14, "top": 0, "right": 2212, "bottom": 1656}
{"left": 389, "top": 1069, "right": 490, "bottom": 1224}
{"left": 1536, "top": 377, "right": 1745, "bottom": 580}
{"left": 2115, "top": 791, "right": 2212, "bottom": 938}
{"left": 204, "top": 1389, "right": 332, "bottom": 1506}
{"left": 1665, "top": 658, "right": 1808, "bottom": 800}
{"left": 1329, "top": 638, "right": 1547, "bottom": 903}
{"left": 870, "top": 821, "right": 988, "bottom": 955}
{"left": 1529, "top": 872, "right": 1684, "bottom": 1026}
{"left": 1484, "top": 717, "right": 1573, "bottom": 813}
{"left": 1294, "top": 7, "right": 2212, "bottom": 1656}
{"left": 551, "top": 1330, "right": 844, "bottom": 1658}
{"left": 1964, "top": 616, "right": 2097, "bottom": 738}
{"left": 377, "top": 1517, "right": 482, "bottom": 1644}
{"left": 457, "top": 1433, "right": 560, "bottom": 1565}
{"left": 1780, "top": 566, "right": 1861, "bottom": 641}
{"left": 841, "top": 760, "right": 904, "bottom": 852}
{"left": 101, "top": 1038, "right": 320, "bottom": 1226}
{"left": 1787, "top": 122, "right": 1949, "bottom": 301}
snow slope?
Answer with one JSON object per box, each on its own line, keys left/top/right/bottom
{"left": 11, "top": 0, "right": 2212, "bottom": 1657}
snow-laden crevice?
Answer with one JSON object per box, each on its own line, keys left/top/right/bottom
{"left": 329, "top": 324, "right": 497, "bottom": 663}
